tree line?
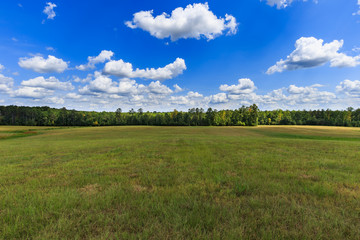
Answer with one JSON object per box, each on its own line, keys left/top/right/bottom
{"left": 0, "top": 104, "right": 359, "bottom": 127}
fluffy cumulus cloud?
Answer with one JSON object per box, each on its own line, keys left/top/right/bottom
{"left": 0, "top": 74, "right": 14, "bottom": 93}
{"left": 125, "top": 3, "right": 238, "bottom": 41}
{"left": 76, "top": 50, "right": 114, "bottom": 71}
{"left": 219, "top": 78, "right": 256, "bottom": 94}
{"left": 210, "top": 93, "right": 229, "bottom": 103}
{"left": 8, "top": 75, "right": 72, "bottom": 101}
{"left": 336, "top": 80, "right": 360, "bottom": 97}
{"left": 187, "top": 91, "right": 203, "bottom": 98}
{"left": 78, "top": 71, "right": 177, "bottom": 99}
{"left": 43, "top": 2, "right": 57, "bottom": 20}
{"left": 103, "top": 58, "right": 186, "bottom": 81}
{"left": 284, "top": 84, "right": 336, "bottom": 104}
{"left": 148, "top": 81, "right": 173, "bottom": 95}
{"left": 267, "top": 37, "right": 360, "bottom": 74}
{"left": 69, "top": 74, "right": 345, "bottom": 110}
{"left": 12, "top": 87, "right": 53, "bottom": 99}
{"left": 79, "top": 72, "right": 145, "bottom": 95}
{"left": 200, "top": 78, "right": 338, "bottom": 109}
{"left": 48, "top": 96, "right": 65, "bottom": 105}
{"left": 21, "top": 76, "right": 74, "bottom": 91}
{"left": 18, "top": 55, "right": 68, "bottom": 73}
{"left": 169, "top": 91, "right": 205, "bottom": 106}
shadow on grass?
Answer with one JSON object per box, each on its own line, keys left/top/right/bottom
{"left": 0, "top": 130, "right": 40, "bottom": 140}
{"left": 251, "top": 129, "right": 360, "bottom": 142}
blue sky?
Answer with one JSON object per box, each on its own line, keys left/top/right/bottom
{"left": 0, "top": 0, "right": 360, "bottom": 111}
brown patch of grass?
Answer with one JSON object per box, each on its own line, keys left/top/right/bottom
{"left": 129, "top": 173, "right": 139, "bottom": 178}
{"left": 299, "top": 174, "right": 320, "bottom": 181}
{"left": 79, "top": 184, "right": 101, "bottom": 195}
{"left": 337, "top": 184, "right": 360, "bottom": 198}
{"left": 226, "top": 171, "right": 237, "bottom": 177}
{"left": 23, "top": 131, "right": 37, "bottom": 134}
{"left": 132, "top": 184, "right": 148, "bottom": 192}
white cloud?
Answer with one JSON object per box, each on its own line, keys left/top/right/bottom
{"left": 210, "top": 93, "right": 228, "bottom": 103}
{"left": 148, "top": 81, "right": 173, "bottom": 95}
{"left": 125, "top": 3, "right": 238, "bottom": 41}
{"left": 66, "top": 93, "right": 82, "bottom": 99}
{"left": 263, "top": 0, "right": 316, "bottom": 9}
{"left": 48, "top": 96, "right": 64, "bottom": 105}
{"left": 73, "top": 74, "right": 92, "bottom": 83}
{"left": 18, "top": 55, "right": 68, "bottom": 73}
{"left": 259, "top": 84, "right": 336, "bottom": 106}
{"left": 0, "top": 64, "right": 4, "bottom": 71}
{"left": 46, "top": 47, "right": 55, "bottom": 51}
{"left": 13, "top": 87, "right": 53, "bottom": 99}
{"left": 103, "top": 58, "right": 186, "bottom": 81}
{"left": 173, "top": 84, "right": 183, "bottom": 93}
{"left": 264, "top": 0, "right": 294, "bottom": 9}
{"left": 43, "top": 2, "right": 57, "bottom": 20}
{"left": 219, "top": 78, "right": 256, "bottom": 94}
{"left": 267, "top": 37, "right": 360, "bottom": 74}
{"left": 169, "top": 95, "right": 190, "bottom": 105}
{"left": 187, "top": 91, "right": 203, "bottom": 98}
{"left": 76, "top": 50, "right": 114, "bottom": 71}
{"left": 336, "top": 79, "right": 360, "bottom": 97}
{"left": 78, "top": 72, "right": 183, "bottom": 109}
{"left": 79, "top": 72, "right": 145, "bottom": 95}
{"left": 169, "top": 92, "right": 206, "bottom": 106}
{"left": 21, "top": 76, "right": 74, "bottom": 91}
{"left": 0, "top": 74, "right": 14, "bottom": 93}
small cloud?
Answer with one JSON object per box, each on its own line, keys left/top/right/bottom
{"left": 173, "top": 84, "right": 183, "bottom": 93}
{"left": 103, "top": 58, "right": 186, "bottom": 81}
{"left": 73, "top": 74, "right": 92, "bottom": 83}
{"left": 263, "top": 0, "right": 315, "bottom": 9}
{"left": 11, "top": 37, "right": 18, "bottom": 42}
{"left": 46, "top": 46, "right": 55, "bottom": 51}
{"left": 336, "top": 79, "right": 360, "bottom": 97}
{"left": 48, "top": 96, "right": 64, "bottom": 105}
{"left": 352, "top": 47, "right": 360, "bottom": 52}
{"left": 18, "top": 3, "right": 23, "bottom": 8}
{"left": 76, "top": 50, "right": 114, "bottom": 71}
{"left": 43, "top": 2, "right": 57, "bottom": 20}
{"left": 219, "top": 78, "right": 256, "bottom": 94}
{"left": 18, "top": 55, "right": 68, "bottom": 73}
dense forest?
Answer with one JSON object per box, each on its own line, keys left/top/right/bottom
{"left": 0, "top": 104, "right": 359, "bottom": 127}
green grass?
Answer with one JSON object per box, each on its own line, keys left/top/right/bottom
{"left": 0, "top": 126, "right": 360, "bottom": 239}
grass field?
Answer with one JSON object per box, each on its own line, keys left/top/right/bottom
{"left": 0, "top": 126, "right": 360, "bottom": 239}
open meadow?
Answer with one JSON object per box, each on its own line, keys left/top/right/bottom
{"left": 0, "top": 125, "right": 360, "bottom": 239}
